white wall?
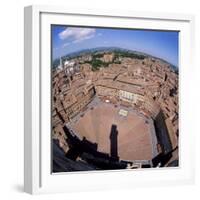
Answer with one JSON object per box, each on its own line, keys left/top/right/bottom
{"left": 0, "top": 0, "right": 199, "bottom": 199}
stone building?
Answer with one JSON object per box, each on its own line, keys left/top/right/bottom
{"left": 52, "top": 52, "right": 179, "bottom": 165}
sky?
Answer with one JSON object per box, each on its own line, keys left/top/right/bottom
{"left": 52, "top": 25, "right": 179, "bottom": 66}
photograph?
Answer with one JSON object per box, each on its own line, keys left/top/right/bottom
{"left": 51, "top": 25, "right": 179, "bottom": 173}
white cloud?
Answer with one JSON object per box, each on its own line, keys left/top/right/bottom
{"left": 62, "top": 42, "right": 71, "bottom": 47}
{"left": 72, "top": 34, "right": 95, "bottom": 43}
{"left": 59, "top": 27, "right": 96, "bottom": 43}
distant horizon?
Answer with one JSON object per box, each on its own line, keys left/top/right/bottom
{"left": 52, "top": 46, "right": 178, "bottom": 68}
{"left": 52, "top": 25, "right": 179, "bottom": 66}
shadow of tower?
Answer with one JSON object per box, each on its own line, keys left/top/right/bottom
{"left": 109, "top": 124, "right": 119, "bottom": 161}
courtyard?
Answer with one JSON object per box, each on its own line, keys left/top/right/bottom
{"left": 69, "top": 97, "right": 158, "bottom": 161}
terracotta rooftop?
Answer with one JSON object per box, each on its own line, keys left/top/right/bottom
{"left": 96, "top": 79, "right": 145, "bottom": 96}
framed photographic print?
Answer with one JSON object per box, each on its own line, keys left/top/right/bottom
{"left": 24, "top": 5, "right": 195, "bottom": 194}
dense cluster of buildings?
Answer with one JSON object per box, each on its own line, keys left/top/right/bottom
{"left": 52, "top": 51, "right": 179, "bottom": 168}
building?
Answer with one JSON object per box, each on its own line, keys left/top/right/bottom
{"left": 52, "top": 51, "right": 179, "bottom": 168}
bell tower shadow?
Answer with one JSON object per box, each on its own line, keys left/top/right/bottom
{"left": 109, "top": 124, "right": 119, "bottom": 161}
